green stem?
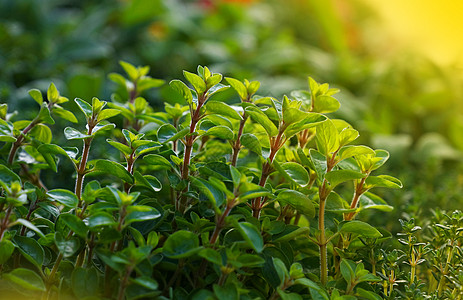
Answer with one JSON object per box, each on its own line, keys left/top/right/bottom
{"left": 231, "top": 114, "right": 248, "bottom": 166}
{"left": 0, "top": 205, "right": 13, "bottom": 242}
{"left": 8, "top": 119, "right": 38, "bottom": 165}
{"left": 437, "top": 243, "right": 454, "bottom": 296}
{"left": 117, "top": 265, "right": 134, "bottom": 300}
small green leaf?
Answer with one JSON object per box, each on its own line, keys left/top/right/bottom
{"left": 340, "top": 259, "right": 355, "bottom": 283}
{"left": 71, "top": 267, "right": 99, "bottom": 299}
{"left": 97, "top": 109, "right": 121, "bottom": 122}
{"left": 64, "top": 127, "right": 91, "bottom": 140}
{"left": 47, "top": 83, "right": 60, "bottom": 102}
{"left": 240, "top": 133, "right": 262, "bottom": 154}
{"left": 246, "top": 107, "right": 279, "bottom": 137}
{"left": 75, "top": 98, "right": 93, "bottom": 118}
{"left": 47, "top": 189, "right": 78, "bottom": 208}
{"left": 53, "top": 106, "right": 78, "bottom": 123}
{"left": 198, "top": 248, "right": 223, "bottom": 265}
{"left": 120, "top": 61, "right": 139, "bottom": 81}
{"left": 277, "top": 190, "right": 315, "bottom": 218}
{"left": 226, "top": 77, "right": 247, "bottom": 100}
{"left": 60, "top": 213, "right": 88, "bottom": 238}
{"left": 313, "top": 95, "right": 340, "bottom": 113}
{"left": 170, "top": 80, "right": 193, "bottom": 106}
{"left": 338, "top": 146, "right": 375, "bottom": 161}
{"left": 55, "top": 231, "right": 80, "bottom": 257}
{"left": 107, "top": 139, "right": 132, "bottom": 156}
{"left": 316, "top": 119, "right": 339, "bottom": 156}
{"left": 14, "top": 236, "right": 44, "bottom": 269}
{"left": 37, "top": 103, "right": 55, "bottom": 124}
{"left": 37, "top": 144, "right": 78, "bottom": 172}
{"left": 125, "top": 205, "right": 161, "bottom": 225}
{"left": 87, "top": 212, "right": 117, "bottom": 229}
{"left": 89, "top": 160, "right": 134, "bottom": 184}
{"left": 274, "top": 161, "right": 310, "bottom": 186}
{"left": 190, "top": 176, "right": 224, "bottom": 208}
{"left": 163, "top": 230, "right": 201, "bottom": 259}
{"left": 28, "top": 89, "right": 43, "bottom": 105}
{"left": 0, "top": 240, "right": 15, "bottom": 264}
{"left": 325, "top": 170, "right": 366, "bottom": 189}
{"left": 339, "top": 220, "right": 382, "bottom": 238}
{"left": 236, "top": 222, "right": 264, "bottom": 253}
{"left": 359, "top": 192, "right": 393, "bottom": 212}
{"left": 284, "top": 113, "right": 327, "bottom": 138}
{"left": 365, "top": 175, "right": 403, "bottom": 189}
{"left": 184, "top": 70, "right": 206, "bottom": 95}
{"left": 213, "top": 283, "right": 239, "bottom": 300}
{"left": 206, "top": 101, "right": 242, "bottom": 120}
{"left": 143, "top": 154, "right": 172, "bottom": 170}
{"left": 30, "top": 124, "right": 52, "bottom": 143}
{"left": 205, "top": 125, "right": 234, "bottom": 140}
{"left": 15, "top": 219, "right": 45, "bottom": 238}
{"left": 0, "top": 165, "right": 21, "bottom": 186}
{"left": 4, "top": 268, "right": 46, "bottom": 292}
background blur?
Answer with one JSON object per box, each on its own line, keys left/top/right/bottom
{"left": 1, "top": 0, "right": 463, "bottom": 229}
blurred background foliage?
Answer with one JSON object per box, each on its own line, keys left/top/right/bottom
{"left": 1, "top": 0, "right": 463, "bottom": 229}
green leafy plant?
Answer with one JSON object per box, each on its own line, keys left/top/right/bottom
{"left": 0, "top": 62, "right": 402, "bottom": 299}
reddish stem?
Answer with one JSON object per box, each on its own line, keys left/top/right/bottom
{"left": 8, "top": 120, "right": 38, "bottom": 165}
{"left": 231, "top": 114, "right": 248, "bottom": 166}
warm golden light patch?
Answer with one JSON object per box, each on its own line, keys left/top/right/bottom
{"left": 363, "top": 0, "right": 463, "bottom": 67}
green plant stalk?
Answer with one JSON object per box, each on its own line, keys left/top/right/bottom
{"left": 344, "top": 176, "right": 367, "bottom": 221}
{"left": 0, "top": 205, "right": 13, "bottom": 242}
{"left": 231, "top": 114, "right": 248, "bottom": 166}
{"left": 210, "top": 201, "right": 234, "bottom": 245}
{"left": 105, "top": 205, "right": 127, "bottom": 296}
{"left": 437, "top": 243, "right": 455, "bottom": 296}
{"left": 178, "top": 93, "right": 206, "bottom": 212}
{"left": 117, "top": 265, "right": 134, "bottom": 300}
{"left": 8, "top": 119, "right": 38, "bottom": 165}
{"left": 252, "top": 129, "right": 285, "bottom": 219}
{"left": 124, "top": 151, "right": 135, "bottom": 193}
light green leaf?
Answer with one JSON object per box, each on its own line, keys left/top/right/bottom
{"left": 183, "top": 70, "right": 206, "bottom": 95}
{"left": 240, "top": 133, "right": 262, "bottom": 154}
{"left": 37, "top": 104, "right": 55, "bottom": 124}
{"left": 30, "top": 124, "right": 52, "bottom": 143}
{"left": 107, "top": 139, "right": 132, "bottom": 156}
{"left": 274, "top": 161, "right": 310, "bottom": 186}
{"left": 365, "top": 175, "right": 403, "bottom": 189}
{"left": 226, "top": 77, "right": 247, "bottom": 100}
{"left": 47, "top": 83, "right": 60, "bottom": 102}
{"left": 276, "top": 190, "right": 315, "bottom": 218}
{"left": 325, "top": 170, "right": 366, "bottom": 189}
{"left": 28, "top": 89, "right": 43, "bottom": 105}
{"left": 206, "top": 101, "right": 242, "bottom": 120}
{"left": 316, "top": 119, "right": 339, "bottom": 156}
{"left": 284, "top": 113, "right": 327, "bottom": 138}
{"left": 246, "top": 107, "right": 278, "bottom": 137}
{"left": 338, "top": 146, "right": 375, "bottom": 161}
{"left": 4, "top": 268, "right": 46, "bottom": 292}
{"left": 97, "top": 109, "right": 121, "bottom": 122}
{"left": 143, "top": 154, "right": 172, "bottom": 170}
{"left": 205, "top": 125, "right": 234, "bottom": 140}
{"left": 53, "top": 106, "right": 78, "bottom": 123}
{"left": 89, "top": 160, "right": 134, "bottom": 184}
{"left": 120, "top": 61, "right": 139, "bottom": 81}
{"left": 64, "top": 127, "right": 91, "bottom": 140}
{"left": 359, "top": 192, "right": 393, "bottom": 212}
{"left": 313, "top": 95, "right": 340, "bottom": 113}
{"left": 75, "top": 98, "right": 93, "bottom": 118}
{"left": 37, "top": 144, "right": 78, "bottom": 172}
{"left": 339, "top": 220, "right": 382, "bottom": 238}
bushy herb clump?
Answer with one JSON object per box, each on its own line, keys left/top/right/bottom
{"left": 0, "top": 63, "right": 406, "bottom": 299}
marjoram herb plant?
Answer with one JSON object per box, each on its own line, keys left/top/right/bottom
{"left": 0, "top": 62, "right": 404, "bottom": 299}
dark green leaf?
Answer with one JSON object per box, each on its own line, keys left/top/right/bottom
{"left": 163, "top": 230, "right": 201, "bottom": 259}
{"left": 125, "top": 205, "right": 161, "bottom": 225}
{"left": 64, "top": 127, "right": 91, "bottom": 140}
{"left": 47, "top": 189, "right": 78, "bottom": 208}
{"left": 277, "top": 190, "right": 315, "bottom": 218}
{"left": 14, "top": 236, "right": 44, "bottom": 269}
{"left": 0, "top": 240, "right": 15, "bottom": 264}
{"left": 170, "top": 80, "right": 193, "bottom": 106}
{"left": 60, "top": 213, "right": 88, "bottom": 238}
{"left": 71, "top": 267, "right": 99, "bottom": 298}
{"left": 89, "top": 160, "right": 134, "bottom": 184}
{"left": 54, "top": 231, "right": 80, "bottom": 257}
{"left": 236, "top": 222, "right": 263, "bottom": 253}
{"left": 240, "top": 133, "right": 262, "bottom": 154}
